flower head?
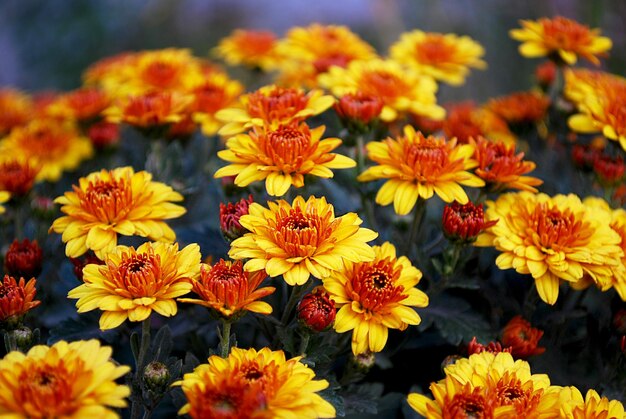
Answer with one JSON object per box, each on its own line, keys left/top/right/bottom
{"left": 0, "top": 275, "right": 40, "bottom": 327}
{"left": 389, "top": 30, "right": 486, "bottom": 85}
{"left": 323, "top": 242, "right": 429, "bottom": 355}
{"left": 214, "top": 29, "right": 281, "bottom": 71}
{"left": 68, "top": 241, "right": 201, "bottom": 330}
{"left": 104, "top": 91, "right": 192, "bottom": 131}
{"left": 46, "top": 87, "right": 110, "bottom": 122}
{"left": 297, "top": 286, "right": 336, "bottom": 332}
{"left": 475, "top": 192, "right": 623, "bottom": 305}
{"left": 471, "top": 136, "right": 543, "bottom": 193}
{"left": 214, "top": 122, "right": 355, "bottom": 196}
{"left": 0, "top": 340, "right": 130, "bottom": 418}
{"left": 216, "top": 85, "right": 334, "bottom": 137}
{"left": 358, "top": 125, "right": 484, "bottom": 215}
{"left": 178, "top": 259, "right": 275, "bottom": 320}
{"left": 188, "top": 73, "right": 243, "bottom": 136}
{"left": 501, "top": 315, "right": 546, "bottom": 358}
{"left": 0, "top": 159, "right": 39, "bottom": 197}
{"left": 510, "top": 16, "right": 612, "bottom": 65}
{"left": 229, "top": 195, "right": 377, "bottom": 286}
{"left": 220, "top": 195, "right": 254, "bottom": 242}
{"left": 0, "top": 89, "right": 33, "bottom": 135}
{"left": 593, "top": 154, "right": 625, "bottom": 187}
{"left": 175, "top": 347, "right": 335, "bottom": 418}
{"left": 319, "top": 58, "right": 445, "bottom": 122}
{"left": 334, "top": 92, "right": 384, "bottom": 128}
{"left": 442, "top": 201, "right": 498, "bottom": 244}
{"left": 4, "top": 239, "right": 43, "bottom": 279}
{"left": 559, "top": 387, "right": 626, "bottom": 419}
{"left": 486, "top": 91, "right": 550, "bottom": 127}
{"left": 50, "top": 166, "right": 186, "bottom": 259}
{"left": 441, "top": 102, "right": 516, "bottom": 145}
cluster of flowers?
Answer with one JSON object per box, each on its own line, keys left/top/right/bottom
{"left": 0, "top": 14, "right": 624, "bottom": 419}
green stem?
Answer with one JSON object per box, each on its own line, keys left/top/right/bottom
{"left": 299, "top": 332, "right": 311, "bottom": 356}
{"left": 442, "top": 243, "right": 464, "bottom": 279}
{"left": 280, "top": 284, "right": 306, "bottom": 326}
{"left": 131, "top": 317, "right": 151, "bottom": 419}
{"left": 355, "top": 135, "right": 366, "bottom": 178}
{"left": 219, "top": 320, "right": 232, "bottom": 358}
{"left": 402, "top": 198, "right": 427, "bottom": 257}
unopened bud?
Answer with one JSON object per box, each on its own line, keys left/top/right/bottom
{"left": 143, "top": 361, "right": 170, "bottom": 392}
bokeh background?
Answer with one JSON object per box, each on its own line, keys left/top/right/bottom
{"left": 1, "top": 0, "right": 625, "bottom": 102}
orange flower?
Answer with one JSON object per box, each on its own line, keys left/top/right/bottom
{"left": 0, "top": 159, "right": 39, "bottom": 197}
{"left": 358, "top": 125, "right": 484, "bottom": 215}
{"left": 46, "top": 87, "right": 110, "bottom": 122}
{"left": 501, "top": 315, "right": 546, "bottom": 358}
{"left": 510, "top": 16, "right": 612, "bottom": 65}
{"left": 104, "top": 91, "right": 192, "bottom": 130}
{"left": 214, "top": 29, "right": 281, "bottom": 71}
{"left": 441, "top": 102, "right": 515, "bottom": 145}
{"left": 0, "top": 89, "right": 33, "bottom": 134}
{"left": 560, "top": 387, "right": 626, "bottom": 419}
{"left": 0, "top": 275, "right": 40, "bottom": 326}
{"left": 334, "top": 92, "right": 384, "bottom": 127}
{"left": 486, "top": 91, "right": 550, "bottom": 126}
{"left": 178, "top": 259, "right": 275, "bottom": 319}
{"left": 188, "top": 73, "right": 243, "bottom": 136}
{"left": 466, "top": 337, "right": 511, "bottom": 355}
{"left": 215, "top": 85, "right": 334, "bottom": 137}
{"left": 472, "top": 136, "right": 543, "bottom": 193}
{"left": 214, "top": 122, "right": 355, "bottom": 196}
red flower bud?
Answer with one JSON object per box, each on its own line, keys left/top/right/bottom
{"left": 4, "top": 239, "right": 42, "bottom": 279}
{"left": 0, "top": 275, "right": 41, "bottom": 328}
{"left": 88, "top": 121, "right": 120, "bottom": 149}
{"left": 593, "top": 154, "right": 625, "bottom": 187}
{"left": 334, "top": 92, "right": 383, "bottom": 126}
{"left": 535, "top": 61, "right": 557, "bottom": 90}
{"left": 69, "top": 252, "right": 104, "bottom": 282}
{"left": 0, "top": 160, "right": 39, "bottom": 197}
{"left": 466, "top": 336, "right": 512, "bottom": 356}
{"left": 297, "top": 287, "right": 336, "bottom": 332}
{"left": 219, "top": 195, "right": 253, "bottom": 242}
{"left": 442, "top": 201, "right": 497, "bottom": 244}
{"left": 501, "top": 315, "right": 546, "bottom": 359}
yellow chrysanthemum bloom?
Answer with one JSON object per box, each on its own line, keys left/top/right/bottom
{"left": 358, "top": 125, "right": 484, "bottom": 215}
{"left": 559, "top": 387, "right": 626, "bottom": 419}
{"left": 0, "top": 191, "right": 8, "bottom": 215}
{"left": 50, "top": 166, "right": 186, "bottom": 259}
{"left": 323, "top": 242, "right": 428, "bottom": 355}
{"left": 408, "top": 352, "right": 562, "bottom": 418}
{"left": 475, "top": 192, "right": 623, "bottom": 305}
{"left": 389, "top": 30, "right": 486, "bottom": 85}
{"left": 214, "top": 122, "right": 355, "bottom": 196}
{"left": 175, "top": 347, "right": 335, "bottom": 418}
{"left": 319, "top": 58, "right": 445, "bottom": 122}
{"left": 509, "top": 16, "right": 612, "bottom": 66}
{"left": 215, "top": 84, "right": 335, "bottom": 137}
{"left": 276, "top": 23, "right": 377, "bottom": 88}
{"left": 229, "top": 195, "right": 377, "bottom": 286}
{"left": 563, "top": 68, "right": 626, "bottom": 109}
{"left": 0, "top": 119, "right": 93, "bottom": 182}
{"left": 0, "top": 339, "right": 130, "bottom": 418}
{"left": 104, "top": 91, "right": 193, "bottom": 130}
{"left": 188, "top": 72, "right": 244, "bottom": 136}
{"left": 214, "top": 29, "right": 282, "bottom": 71}
{"left": 68, "top": 241, "right": 201, "bottom": 330}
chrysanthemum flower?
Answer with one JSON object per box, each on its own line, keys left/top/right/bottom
{"left": 82, "top": 51, "right": 138, "bottom": 91}
{"left": 442, "top": 201, "right": 498, "bottom": 244}
{"left": 334, "top": 92, "right": 384, "bottom": 127}
{"left": 510, "top": 16, "right": 612, "bottom": 65}
{"left": 175, "top": 347, "right": 335, "bottom": 418}
{"left": 298, "top": 286, "right": 336, "bottom": 332}
{"left": 0, "top": 340, "right": 130, "bottom": 418}
{"left": 68, "top": 241, "right": 201, "bottom": 330}
{"left": 323, "top": 242, "right": 428, "bottom": 355}
{"left": 319, "top": 58, "right": 445, "bottom": 122}
{"left": 214, "top": 122, "right": 355, "bottom": 196}
{"left": 475, "top": 192, "right": 623, "bottom": 305}
{"left": 441, "top": 102, "right": 516, "bottom": 145}
{"left": 471, "top": 136, "right": 543, "bottom": 193}
{"left": 220, "top": 195, "right": 254, "bottom": 242}
{"left": 358, "top": 125, "right": 484, "bottom": 215}
{"left": 0, "top": 119, "right": 93, "bottom": 182}
{"left": 563, "top": 68, "right": 626, "bottom": 109}
{"left": 389, "top": 30, "right": 486, "bottom": 85}
{"left": 50, "top": 166, "right": 186, "bottom": 259}
{"left": 0, "top": 275, "right": 40, "bottom": 326}
{"left": 104, "top": 91, "right": 192, "bottom": 130}
{"left": 0, "top": 158, "right": 39, "bottom": 197}
{"left": 4, "top": 239, "right": 43, "bottom": 280}
{"left": 0, "top": 88, "right": 33, "bottom": 135}
{"left": 559, "top": 387, "right": 626, "bottom": 419}
{"left": 215, "top": 85, "right": 335, "bottom": 137}
{"left": 485, "top": 91, "right": 550, "bottom": 127}
{"left": 229, "top": 195, "right": 377, "bottom": 286}
{"left": 178, "top": 259, "right": 275, "bottom": 320}
{"left": 276, "top": 23, "right": 377, "bottom": 88}
{"left": 0, "top": 191, "right": 9, "bottom": 215}
{"left": 188, "top": 72, "right": 244, "bottom": 136}
{"left": 46, "top": 87, "right": 111, "bottom": 122}
{"left": 501, "top": 315, "right": 545, "bottom": 359}
{"left": 214, "top": 29, "right": 281, "bottom": 71}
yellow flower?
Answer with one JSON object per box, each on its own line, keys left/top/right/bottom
{"left": 175, "top": 347, "right": 335, "bottom": 419}
{"left": 188, "top": 72, "right": 244, "bottom": 136}
{"left": 319, "top": 58, "right": 445, "bottom": 122}
{"left": 104, "top": 91, "right": 193, "bottom": 130}
{"left": 408, "top": 352, "right": 562, "bottom": 418}
{"left": 358, "top": 125, "right": 484, "bottom": 215}
{"left": 0, "top": 88, "right": 33, "bottom": 135}
{"left": 563, "top": 68, "right": 626, "bottom": 109}
{"left": 0, "top": 191, "right": 8, "bottom": 215}
{"left": 485, "top": 91, "right": 551, "bottom": 126}
{"left": 68, "top": 241, "right": 201, "bottom": 330}
{"left": 214, "top": 122, "right": 355, "bottom": 196}
{"left": 214, "top": 29, "right": 281, "bottom": 71}
{"left": 0, "top": 340, "right": 130, "bottom": 418}
{"left": 510, "top": 16, "right": 612, "bottom": 65}
{"left": 389, "top": 30, "right": 486, "bottom": 85}
{"left": 215, "top": 84, "right": 335, "bottom": 137}
{"left": 50, "top": 167, "right": 186, "bottom": 259}
{"left": 0, "top": 119, "right": 93, "bottom": 182}
{"left": 178, "top": 259, "right": 275, "bottom": 319}
{"left": 559, "top": 387, "right": 626, "bottom": 419}
{"left": 323, "top": 242, "right": 428, "bottom": 355}
{"left": 475, "top": 192, "right": 623, "bottom": 305}
{"left": 229, "top": 195, "right": 377, "bottom": 286}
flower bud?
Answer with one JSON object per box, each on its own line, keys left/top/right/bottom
{"left": 466, "top": 336, "right": 511, "bottom": 356}
{"left": 442, "top": 201, "right": 497, "bottom": 244}
{"left": 0, "top": 275, "right": 41, "bottom": 328}
{"left": 334, "top": 92, "right": 383, "bottom": 133}
{"left": 143, "top": 361, "right": 171, "bottom": 392}
{"left": 535, "top": 61, "right": 556, "bottom": 91}
{"left": 501, "top": 315, "right": 545, "bottom": 358}
{"left": 88, "top": 121, "right": 120, "bottom": 149}
{"left": 4, "top": 239, "right": 43, "bottom": 279}
{"left": 297, "top": 287, "right": 336, "bottom": 332}
{"left": 593, "top": 154, "right": 625, "bottom": 187}
{"left": 69, "top": 252, "right": 104, "bottom": 282}
{"left": 219, "top": 195, "right": 253, "bottom": 242}
{"left": 31, "top": 196, "right": 57, "bottom": 218}
{"left": 0, "top": 160, "right": 39, "bottom": 197}
{"left": 11, "top": 326, "right": 36, "bottom": 351}
{"left": 352, "top": 350, "right": 375, "bottom": 373}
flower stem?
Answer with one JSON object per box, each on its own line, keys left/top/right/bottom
{"left": 219, "top": 320, "right": 232, "bottom": 358}
{"left": 131, "top": 317, "right": 152, "bottom": 419}
{"left": 299, "top": 331, "right": 311, "bottom": 356}
{"left": 402, "top": 198, "right": 427, "bottom": 257}
{"left": 280, "top": 284, "right": 306, "bottom": 326}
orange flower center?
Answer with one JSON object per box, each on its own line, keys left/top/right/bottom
{"left": 415, "top": 35, "right": 456, "bottom": 65}
{"left": 78, "top": 177, "right": 133, "bottom": 223}
{"left": 313, "top": 54, "right": 352, "bottom": 73}
{"left": 541, "top": 17, "right": 594, "bottom": 50}
{"left": 197, "top": 260, "right": 249, "bottom": 309}
{"left": 123, "top": 93, "right": 179, "bottom": 126}
{"left": 527, "top": 204, "right": 591, "bottom": 251}
{"left": 494, "top": 376, "right": 541, "bottom": 414}
{"left": 350, "top": 259, "right": 404, "bottom": 312}
{"left": 234, "top": 31, "right": 276, "bottom": 57}
{"left": 246, "top": 88, "right": 309, "bottom": 124}
{"left": 259, "top": 125, "right": 318, "bottom": 172}
{"left": 109, "top": 252, "right": 163, "bottom": 298}
{"left": 190, "top": 375, "right": 267, "bottom": 418}
{"left": 65, "top": 89, "right": 109, "bottom": 120}
{"left": 192, "top": 83, "right": 229, "bottom": 114}
{"left": 443, "top": 389, "right": 489, "bottom": 419}
{"left": 359, "top": 70, "right": 410, "bottom": 101}
{"left": 270, "top": 206, "right": 334, "bottom": 257}
{"left": 401, "top": 137, "right": 459, "bottom": 181}
{"left": 15, "top": 125, "right": 73, "bottom": 162}
{"left": 140, "top": 60, "right": 184, "bottom": 90}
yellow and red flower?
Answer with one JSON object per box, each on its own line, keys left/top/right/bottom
{"left": 46, "top": 87, "right": 111, "bottom": 122}
{"left": 175, "top": 347, "right": 335, "bottom": 418}
{"left": 104, "top": 91, "right": 192, "bottom": 130}
{"left": 0, "top": 275, "right": 40, "bottom": 326}
{"left": 68, "top": 241, "right": 201, "bottom": 330}
{"left": 334, "top": 92, "right": 384, "bottom": 127}
{"left": 214, "top": 29, "right": 281, "bottom": 71}
{"left": 178, "top": 259, "right": 275, "bottom": 319}
{"left": 358, "top": 125, "right": 484, "bottom": 215}
{"left": 214, "top": 122, "right": 355, "bottom": 196}
{"left": 559, "top": 387, "right": 626, "bottom": 419}
{"left": 389, "top": 30, "right": 486, "bottom": 85}
{"left": 50, "top": 166, "right": 186, "bottom": 259}
{"left": 323, "top": 242, "right": 428, "bottom": 355}
{"left": 188, "top": 72, "right": 244, "bottom": 136}
{"left": 510, "top": 16, "right": 612, "bottom": 65}
{"left": 440, "top": 101, "right": 516, "bottom": 145}
{"left": 486, "top": 91, "right": 550, "bottom": 127}
{"left": 0, "top": 158, "right": 39, "bottom": 197}
{"left": 0, "top": 88, "right": 33, "bottom": 135}
{"left": 0, "top": 340, "right": 130, "bottom": 418}
{"left": 501, "top": 315, "right": 546, "bottom": 359}
{"left": 229, "top": 195, "right": 377, "bottom": 286}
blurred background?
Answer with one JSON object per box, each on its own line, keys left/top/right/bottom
{"left": 1, "top": 0, "right": 625, "bottom": 104}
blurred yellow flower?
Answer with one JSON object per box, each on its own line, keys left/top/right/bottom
{"left": 559, "top": 387, "right": 626, "bottom": 419}
{"left": 0, "top": 191, "right": 9, "bottom": 215}
{"left": 0, "top": 88, "right": 33, "bottom": 135}
{"left": 214, "top": 29, "right": 281, "bottom": 71}
{"left": 188, "top": 72, "right": 243, "bottom": 136}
